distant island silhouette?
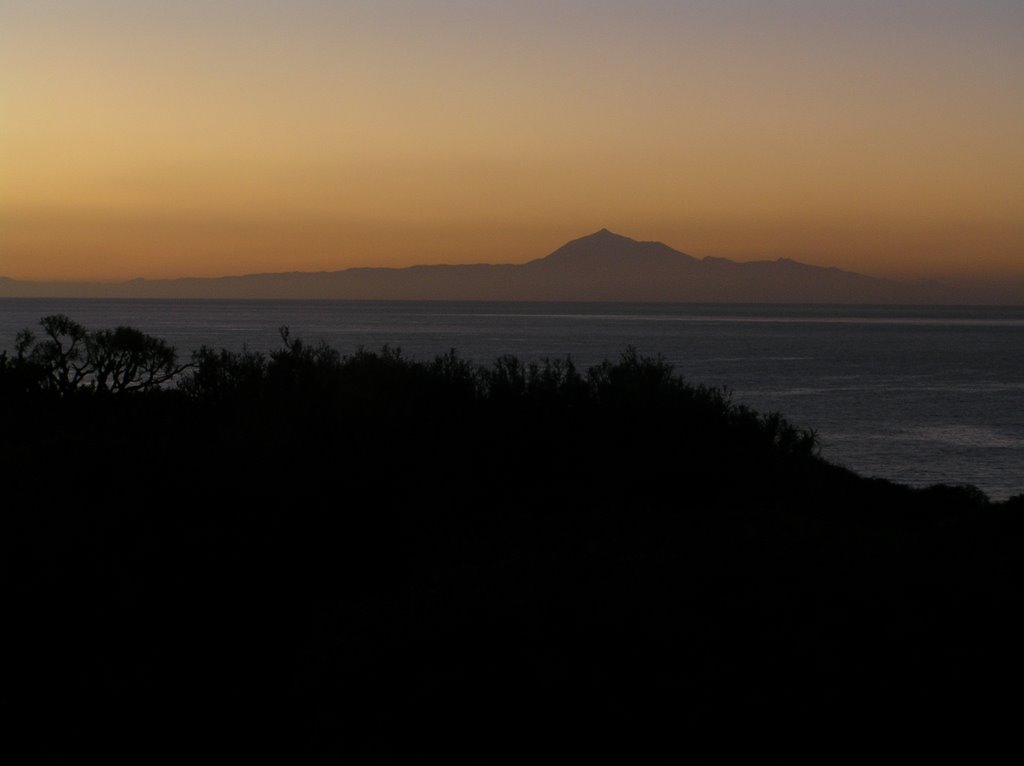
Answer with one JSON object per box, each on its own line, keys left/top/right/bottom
{"left": 3, "top": 228, "right": 1008, "bottom": 303}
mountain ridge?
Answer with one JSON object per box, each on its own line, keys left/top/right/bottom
{"left": 0, "top": 229, "right": 1016, "bottom": 303}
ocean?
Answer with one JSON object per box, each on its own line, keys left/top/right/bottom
{"left": 3, "top": 298, "right": 1022, "bottom": 501}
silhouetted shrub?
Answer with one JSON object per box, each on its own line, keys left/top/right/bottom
{"left": 181, "top": 345, "right": 268, "bottom": 404}
{"left": 918, "top": 482, "right": 991, "bottom": 509}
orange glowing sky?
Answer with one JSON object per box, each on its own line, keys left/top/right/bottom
{"left": 2, "top": 1, "right": 1022, "bottom": 283}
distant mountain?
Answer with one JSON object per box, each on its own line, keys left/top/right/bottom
{"left": 0, "top": 229, "right": 1014, "bottom": 303}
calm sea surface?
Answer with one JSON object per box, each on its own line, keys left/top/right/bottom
{"left": 3, "top": 299, "right": 1022, "bottom": 501}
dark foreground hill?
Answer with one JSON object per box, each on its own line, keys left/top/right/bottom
{"left": 0, "top": 229, "right": 979, "bottom": 302}
{"left": 4, "top": 316, "right": 1024, "bottom": 761}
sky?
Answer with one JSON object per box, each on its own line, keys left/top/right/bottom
{"left": 1, "top": 0, "right": 1022, "bottom": 283}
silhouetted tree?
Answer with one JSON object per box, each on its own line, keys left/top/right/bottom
{"left": 10, "top": 314, "right": 188, "bottom": 395}
{"left": 86, "top": 326, "right": 183, "bottom": 393}
{"left": 17, "top": 314, "right": 90, "bottom": 395}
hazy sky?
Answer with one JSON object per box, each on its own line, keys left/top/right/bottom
{"left": 2, "top": 1, "right": 1022, "bottom": 281}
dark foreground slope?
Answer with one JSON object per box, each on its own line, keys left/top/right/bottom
{"left": 3, "top": 318, "right": 1023, "bottom": 762}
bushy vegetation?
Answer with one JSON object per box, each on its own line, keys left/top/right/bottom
{"left": 2, "top": 315, "right": 816, "bottom": 461}
{"left": 3, "top": 315, "right": 1021, "bottom": 761}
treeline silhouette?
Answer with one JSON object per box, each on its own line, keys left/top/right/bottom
{"left": 4, "top": 315, "right": 1022, "bottom": 761}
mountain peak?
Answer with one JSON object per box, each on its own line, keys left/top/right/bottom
{"left": 539, "top": 229, "right": 695, "bottom": 265}
{"left": 580, "top": 228, "right": 632, "bottom": 242}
